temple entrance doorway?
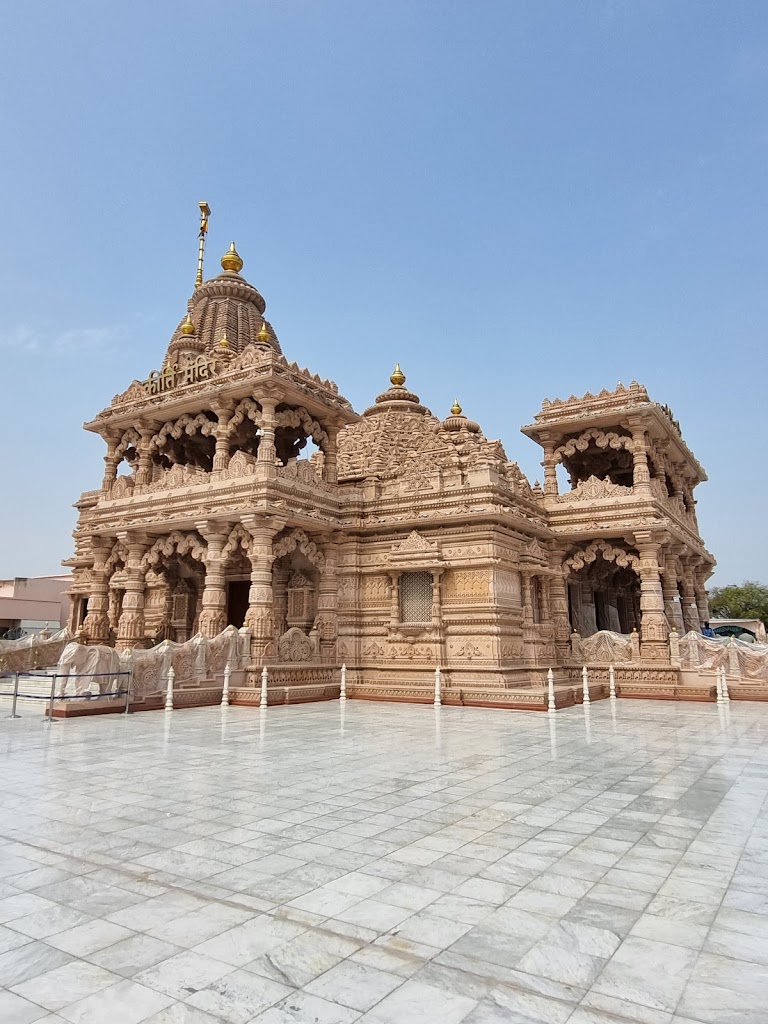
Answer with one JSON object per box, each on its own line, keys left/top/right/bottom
{"left": 567, "top": 555, "right": 640, "bottom": 636}
{"left": 226, "top": 581, "right": 249, "bottom": 629}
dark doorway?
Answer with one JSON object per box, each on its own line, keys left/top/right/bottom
{"left": 226, "top": 581, "right": 249, "bottom": 628}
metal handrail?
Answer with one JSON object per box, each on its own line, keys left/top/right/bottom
{"left": 0, "top": 670, "right": 133, "bottom": 721}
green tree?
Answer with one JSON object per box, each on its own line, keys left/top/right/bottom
{"left": 709, "top": 581, "right": 768, "bottom": 626}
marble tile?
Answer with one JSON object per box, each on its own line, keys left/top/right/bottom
{"left": 0, "top": 989, "right": 51, "bottom": 1024}
{"left": 46, "top": 919, "right": 135, "bottom": 956}
{"left": 192, "top": 916, "right": 307, "bottom": 968}
{"left": 87, "top": 933, "right": 183, "bottom": 977}
{"left": 358, "top": 977, "right": 476, "bottom": 1023}
{"left": 144, "top": 1006, "right": 234, "bottom": 1023}
{"left": 183, "top": 968, "right": 292, "bottom": 1022}
{"left": 57, "top": 979, "right": 175, "bottom": 1024}
{"left": 252, "top": 991, "right": 362, "bottom": 1023}
{"left": 305, "top": 959, "right": 402, "bottom": 1011}
{"left": 134, "top": 950, "right": 234, "bottom": 999}
{"left": 11, "top": 960, "right": 121, "bottom": 1013}
{"left": 590, "top": 936, "right": 698, "bottom": 1013}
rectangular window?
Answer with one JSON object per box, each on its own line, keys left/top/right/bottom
{"left": 399, "top": 571, "right": 433, "bottom": 624}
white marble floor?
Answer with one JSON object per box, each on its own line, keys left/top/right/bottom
{"left": 0, "top": 698, "right": 766, "bottom": 1024}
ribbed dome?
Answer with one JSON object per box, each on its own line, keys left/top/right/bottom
{"left": 164, "top": 247, "right": 281, "bottom": 363}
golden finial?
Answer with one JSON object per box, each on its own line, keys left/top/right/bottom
{"left": 390, "top": 362, "right": 405, "bottom": 387}
{"left": 195, "top": 202, "right": 210, "bottom": 289}
{"left": 451, "top": 398, "right": 462, "bottom": 416}
{"left": 221, "top": 241, "right": 243, "bottom": 273}
{"left": 220, "top": 333, "right": 230, "bottom": 348}
{"left": 180, "top": 314, "right": 195, "bottom": 336}
{"left": 256, "top": 320, "right": 271, "bottom": 345}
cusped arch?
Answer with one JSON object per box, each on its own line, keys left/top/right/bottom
{"left": 227, "top": 398, "right": 263, "bottom": 437}
{"left": 272, "top": 528, "right": 325, "bottom": 569}
{"left": 115, "top": 428, "right": 141, "bottom": 461}
{"left": 555, "top": 429, "right": 632, "bottom": 465}
{"left": 105, "top": 539, "right": 130, "bottom": 575}
{"left": 150, "top": 413, "right": 217, "bottom": 451}
{"left": 276, "top": 407, "right": 329, "bottom": 450}
{"left": 221, "top": 523, "right": 254, "bottom": 561}
{"left": 564, "top": 539, "right": 640, "bottom": 575}
{"left": 141, "top": 530, "right": 207, "bottom": 570}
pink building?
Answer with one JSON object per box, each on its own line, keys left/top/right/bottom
{"left": 0, "top": 576, "right": 71, "bottom": 637}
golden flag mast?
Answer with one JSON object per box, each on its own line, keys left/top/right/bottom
{"left": 195, "top": 202, "right": 211, "bottom": 289}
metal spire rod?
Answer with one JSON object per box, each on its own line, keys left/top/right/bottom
{"left": 195, "top": 202, "right": 211, "bottom": 290}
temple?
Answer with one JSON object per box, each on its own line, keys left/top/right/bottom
{"left": 63, "top": 224, "right": 716, "bottom": 707}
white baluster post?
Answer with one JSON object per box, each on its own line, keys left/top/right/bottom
{"left": 582, "top": 665, "right": 590, "bottom": 705}
{"left": 547, "top": 668, "right": 555, "bottom": 714}
{"left": 609, "top": 665, "right": 616, "bottom": 700}
{"left": 434, "top": 666, "right": 442, "bottom": 707}
{"left": 715, "top": 667, "right": 723, "bottom": 704}
{"left": 165, "top": 665, "right": 175, "bottom": 711}
{"left": 340, "top": 663, "right": 347, "bottom": 702}
{"left": 221, "top": 662, "right": 231, "bottom": 707}
{"left": 260, "top": 665, "right": 268, "bottom": 708}
{"left": 721, "top": 666, "right": 730, "bottom": 702}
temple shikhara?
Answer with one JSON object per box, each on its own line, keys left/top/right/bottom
{"left": 62, "top": 210, "right": 718, "bottom": 708}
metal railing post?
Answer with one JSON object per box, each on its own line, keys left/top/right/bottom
{"left": 124, "top": 669, "right": 132, "bottom": 716}
{"left": 46, "top": 673, "right": 58, "bottom": 724}
{"left": 8, "top": 673, "right": 21, "bottom": 719}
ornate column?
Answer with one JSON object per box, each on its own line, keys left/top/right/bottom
{"left": 540, "top": 434, "right": 559, "bottom": 496}
{"left": 521, "top": 572, "right": 534, "bottom": 627}
{"left": 257, "top": 398, "right": 277, "bottom": 465}
{"left": 679, "top": 560, "right": 700, "bottom": 633}
{"left": 198, "top": 521, "right": 231, "bottom": 637}
{"left": 116, "top": 533, "right": 149, "bottom": 651}
{"left": 102, "top": 436, "right": 120, "bottom": 492}
{"left": 431, "top": 570, "right": 444, "bottom": 631}
{"left": 634, "top": 531, "right": 669, "bottom": 659}
{"left": 548, "top": 566, "right": 572, "bottom": 659}
{"left": 388, "top": 573, "right": 401, "bottom": 629}
{"left": 628, "top": 418, "right": 652, "bottom": 494}
{"left": 316, "top": 535, "right": 339, "bottom": 662}
{"left": 324, "top": 426, "right": 338, "bottom": 484}
{"left": 83, "top": 537, "right": 114, "bottom": 643}
{"left": 134, "top": 427, "right": 156, "bottom": 488}
{"left": 662, "top": 550, "right": 685, "bottom": 632}
{"left": 694, "top": 566, "right": 711, "bottom": 625}
{"left": 242, "top": 516, "right": 279, "bottom": 662}
{"left": 211, "top": 402, "right": 234, "bottom": 474}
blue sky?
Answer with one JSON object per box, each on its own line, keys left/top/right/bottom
{"left": 1, "top": 1, "right": 766, "bottom": 585}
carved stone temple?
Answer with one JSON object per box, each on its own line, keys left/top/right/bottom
{"left": 63, "top": 237, "right": 716, "bottom": 707}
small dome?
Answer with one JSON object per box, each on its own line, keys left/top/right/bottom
{"left": 221, "top": 242, "right": 244, "bottom": 274}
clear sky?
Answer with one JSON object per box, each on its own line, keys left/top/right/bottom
{"left": 1, "top": 1, "right": 766, "bottom": 586}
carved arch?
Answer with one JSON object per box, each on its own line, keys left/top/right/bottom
{"left": 150, "top": 413, "right": 217, "bottom": 451}
{"left": 227, "top": 398, "right": 262, "bottom": 437}
{"left": 564, "top": 539, "right": 640, "bottom": 575}
{"left": 115, "top": 428, "right": 141, "bottom": 461}
{"left": 554, "top": 429, "right": 632, "bottom": 464}
{"left": 105, "top": 539, "right": 130, "bottom": 575}
{"left": 221, "top": 523, "right": 254, "bottom": 561}
{"left": 272, "top": 528, "right": 325, "bottom": 569}
{"left": 141, "top": 531, "right": 207, "bottom": 569}
{"left": 276, "top": 407, "right": 329, "bottom": 450}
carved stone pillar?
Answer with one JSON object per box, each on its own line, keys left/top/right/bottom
{"left": 661, "top": 553, "right": 685, "bottom": 633}
{"left": 242, "top": 516, "right": 278, "bottom": 662}
{"left": 324, "top": 426, "right": 338, "bottom": 485}
{"left": 679, "top": 564, "right": 700, "bottom": 633}
{"left": 431, "top": 570, "right": 443, "bottom": 631}
{"left": 521, "top": 572, "right": 534, "bottom": 627}
{"left": 549, "top": 569, "right": 571, "bottom": 658}
{"left": 257, "top": 398, "right": 277, "bottom": 465}
{"left": 629, "top": 423, "right": 652, "bottom": 494}
{"left": 694, "top": 568, "right": 711, "bottom": 626}
{"left": 134, "top": 428, "right": 155, "bottom": 487}
{"left": 541, "top": 439, "right": 558, "bottom": 496}
{"left": 83, "top": 538, "right": 113, "bottom": 644}
{"left": 212, "top": 402, "right": 234, "bottom": 474}
{"left": 102, "top": 438, "right": 120, "bottom": 492}
{"left": 316, "top": 536, "right": 339, "bottom": 662}
{"left": 634, "top": 532, "right": 668, "bottom": 659}
{"left": 116, "top": 534, "right": 149, "bottom": 651}
{"left": 198, "top": 522, "right": 231, "bottom": 637}
{"left": 388, "top": 573, "right": 401, "bottom": 629}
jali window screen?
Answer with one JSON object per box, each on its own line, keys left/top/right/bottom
{"left": 400, "top": 571, "right": 433, "bottom": 624}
